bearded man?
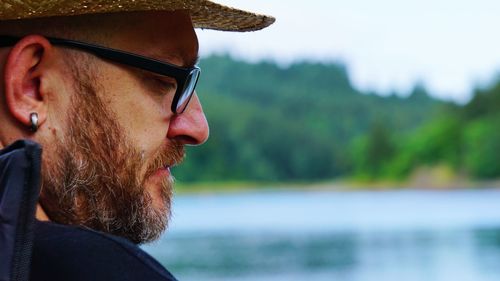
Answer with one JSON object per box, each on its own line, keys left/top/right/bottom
{"left": 0, "top": 1, "right": 274, "bottom": 281}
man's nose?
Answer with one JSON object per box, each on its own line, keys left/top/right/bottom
{"left": 167, "top": 93, "right": 209, "bottom": 145}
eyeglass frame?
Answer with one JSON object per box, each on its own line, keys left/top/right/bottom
{"left": 0, "top": 35, "right": 201, "bottom": 114}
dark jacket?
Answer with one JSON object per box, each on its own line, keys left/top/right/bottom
{"left": 0, "top": 140, "right": 41, "bottom": 281}
{"left": 0, "top": 140, "right": 177, "bottom": 281}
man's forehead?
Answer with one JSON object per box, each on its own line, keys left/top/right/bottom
{"left": 105, "top": 11, "right": 199, "bottom": 67}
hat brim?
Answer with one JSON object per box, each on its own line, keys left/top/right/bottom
{"left": 0, "top": 0, "right": 275, "bottom": 32}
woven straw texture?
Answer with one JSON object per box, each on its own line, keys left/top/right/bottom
{"left": 0, "top": 0, "right": 275, "bottom": 32}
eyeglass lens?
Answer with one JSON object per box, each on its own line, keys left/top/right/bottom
{"left": 176, "top": 68, "right": 200, "bottom": 113}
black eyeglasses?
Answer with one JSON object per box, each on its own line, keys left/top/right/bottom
{"left": 0, "top": 35, "right": 200, "bottom": 114}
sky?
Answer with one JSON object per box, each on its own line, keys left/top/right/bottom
{"left": 196, "top": 0, "right": 500, "bottom": 103}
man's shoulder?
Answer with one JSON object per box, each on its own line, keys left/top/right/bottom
{"left": 31, "top": 221, "right": 177, "bottom": 281}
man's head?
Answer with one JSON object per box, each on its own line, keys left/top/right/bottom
{"left": 0, "top": 1, "right": 273, "bottom": 244}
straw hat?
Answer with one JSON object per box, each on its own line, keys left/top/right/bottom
{"left": 0, "top": 0, "right": 275, "bottom": 32}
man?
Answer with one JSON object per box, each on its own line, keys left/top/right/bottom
{"left": 0, "top": 1, "right": 274, "bottom": 280}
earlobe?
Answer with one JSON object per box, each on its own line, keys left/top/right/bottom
{"left": 3, "top": 35, "right": 53, "bottom": 133}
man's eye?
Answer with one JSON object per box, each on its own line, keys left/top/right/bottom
{"left": 156, "top": 78, "right": 177, "bottom": 92}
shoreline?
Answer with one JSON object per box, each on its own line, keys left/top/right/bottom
{"left": 174, "top": 178, "right": 500, "bottom": 195}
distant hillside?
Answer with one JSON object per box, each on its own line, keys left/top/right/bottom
{"left": 174, "top": 55, "right": 458, "bottom": 183}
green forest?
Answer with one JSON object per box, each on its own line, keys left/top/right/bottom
{"left": 174, "top": 55, "right": 500, "bottom": 185}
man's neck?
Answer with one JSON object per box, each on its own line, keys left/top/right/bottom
{"left": 36, "top": 203, "right": 50, "bottom": 221}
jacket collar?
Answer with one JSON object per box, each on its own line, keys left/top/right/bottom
{"left": 0, "top": 140, "right": 42, "bottom": 281}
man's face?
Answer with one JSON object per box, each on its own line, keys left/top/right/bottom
{"left": 39, "top": 11, "right": 208, "bottom": 243}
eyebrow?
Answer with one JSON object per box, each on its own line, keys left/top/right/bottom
{"left": 152, "top": 53, "right": 200, "bottom": 68}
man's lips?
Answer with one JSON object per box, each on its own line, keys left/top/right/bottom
{"left": 154, "top": 166, "right": 171, "bottom": 177}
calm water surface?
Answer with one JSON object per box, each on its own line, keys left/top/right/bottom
{"left": 142, "top": 189, "right": 500, "bottom": 281}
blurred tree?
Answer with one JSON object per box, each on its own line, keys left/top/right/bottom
{"left": 463, "top": 114, "right": 500, "bottom": 179}
{"left": 351, "top": 120, "right": 395, "bottom": 179}
{"left": 463, "top": 78, "right": 500, "bottom": 120}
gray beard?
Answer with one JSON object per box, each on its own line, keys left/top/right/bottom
{"left": 39, "top": 79, "right": 181, "bottom": 244}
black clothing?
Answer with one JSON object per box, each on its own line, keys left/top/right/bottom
{"left": 0, "top": 140, "right": 41, "bottom": 281}
{"left": 0, "top": 140, "right": 177, "bottom": 281}
{"left": 31, "top": 221, "right": 177, "bottom": 281}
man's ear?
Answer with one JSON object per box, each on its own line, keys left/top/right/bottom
{"left": 3, "top": 35, "right": 54, "bottom": 133}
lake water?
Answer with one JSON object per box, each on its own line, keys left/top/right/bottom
{"left": 142, "top": 189, "right": 500, "bottom": 281}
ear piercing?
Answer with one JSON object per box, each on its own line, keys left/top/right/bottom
{"left": 30, "top": 112, "right": 39, "bottom": 132}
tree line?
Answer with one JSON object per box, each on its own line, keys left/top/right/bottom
{"left": 174, "top": 55, "right": 500, "bottom": 183}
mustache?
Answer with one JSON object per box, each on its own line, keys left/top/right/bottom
{"left": 143, "top": 141, "right": 185, "bottom": 179}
